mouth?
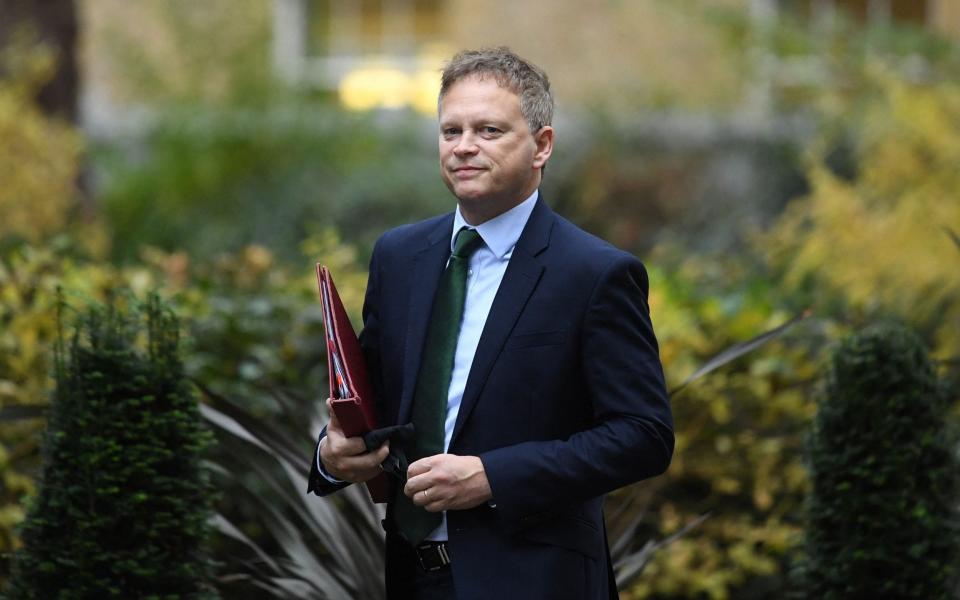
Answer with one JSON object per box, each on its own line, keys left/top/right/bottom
{"left": 450, "top": 165, "right": 486, "bottom": 180}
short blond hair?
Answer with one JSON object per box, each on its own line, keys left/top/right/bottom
{"left": 439, "top": 47, "right": 553, "bottom": 133}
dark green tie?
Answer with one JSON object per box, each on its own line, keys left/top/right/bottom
{"left": 395, "top": 227, "right": 484, "bottom": 544}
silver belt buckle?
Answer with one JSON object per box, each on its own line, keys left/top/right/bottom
{"left": 416, "top": 542, "right": 451, "bottom": 572}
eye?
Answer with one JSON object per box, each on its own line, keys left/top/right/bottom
{"left": 482, "top": 126, "right": 502, "bottom": 136}
{"left": 442, "top": 127, "right": 461, "bottom": 139}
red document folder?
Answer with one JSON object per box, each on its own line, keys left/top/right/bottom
{"left": 316, "top": 264, "right": 390, "bottom": 503}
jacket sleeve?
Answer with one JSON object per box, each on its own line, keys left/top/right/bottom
{"left": 478, "top": 255, "right": 674, "bottom": 526}
{"left": 307, "top": 425, "right": 350, "bottom": 496}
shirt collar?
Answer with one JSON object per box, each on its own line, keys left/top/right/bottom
{"left": 451, "top": 189, "right": 539, "bottom": 259}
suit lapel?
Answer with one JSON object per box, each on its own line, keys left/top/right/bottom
{"left": 398, "top": 215, "right": 453, "bottom": 426}
{"left": 450, "top": 199, "right": 554, "bottom": 444}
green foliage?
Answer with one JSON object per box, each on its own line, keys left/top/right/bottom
{"left": 200, "top": 385, "right": 386, "bottom": 599}
{"left": 0, "top": 36, "right": 82, "bottom": 246}
{"left": 0, "top": 36, "right": 107, "bottom": 553}
{"left": 0, "top": 242, "right": 145, "bottom": 566}
{"left": 0, "top": 228, "right": 371, "bottom": 595}
{"left": 173, "top": 233, "right": 386, "bottom": 598}
{"left": 4, "top": 5, "right": 957, "bottom": 599}
{"left": 619, "top": 18, "right": 960, "bottom": 598}
{"left": 753, "top": 12, "right": 960, "bottom": 359}
{"left": 0, "top": 244, "right": 68, "bottom": 557}
{"left": 96, "top": 106, "right": 450, "bottom": 263}
{"left": 800, "top": 323, "right": 957, "bottom": 598}
{"left": 87, "top": 0, "right": 453, "bottom": 264}
{"left": 765, "top": 12, "right": 960, "bottom": 114}
{"left": 623, "top": 256, "right": 824, "bottom": 600}
{"left": 6, "top": 295, "right": 218, "bottom": 598}
{"left": 766, "top": 66, "right": 960, "bottom": 356}
{"left": 545, "top": 116, "right": 804, "bottom": 258}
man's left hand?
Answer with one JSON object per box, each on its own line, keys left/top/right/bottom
{"left": 404, "top": 454, "right": 492, "bottom": 512}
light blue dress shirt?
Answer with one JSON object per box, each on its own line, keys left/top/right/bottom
{"left": 427, "top": 189, "right": 538, "bottom": 539}
{"left": 319, "top": 190, "right": 540, "bottom": 542}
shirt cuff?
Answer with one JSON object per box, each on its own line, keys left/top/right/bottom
{"left": 317, "top": 438, "right": 345, "bottom": 484}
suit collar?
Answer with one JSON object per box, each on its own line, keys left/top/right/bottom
{"left": 513, "top": 194, "right": 553, "bottom": 258}
{"left": 452, "top": 189, "right": 539, "bottom": 259}
{"left": 398, "top": 213, "right": 454, "bottom": 425}
{"left": 425, "top": 213, "right": 453, "bottom": 247}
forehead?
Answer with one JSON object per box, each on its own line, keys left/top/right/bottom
{"left": 439, "top": 74, "right": 522, "bottom": 120}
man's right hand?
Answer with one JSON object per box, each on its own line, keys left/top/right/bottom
{"left": 319, "top": 398, "right": 390, "bottom": 483}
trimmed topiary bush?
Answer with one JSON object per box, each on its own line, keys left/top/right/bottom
{"left": 800, "top": 322, "right": 958, "bottom": 598}
{"left": 6, "top": 295, "right": 218, "bottom": 599}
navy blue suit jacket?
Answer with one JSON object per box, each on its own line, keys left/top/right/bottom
{"left": 310, "top": 198, "right": 673, "bottom": 599}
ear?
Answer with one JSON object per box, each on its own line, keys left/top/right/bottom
{"left": 531, "top": 126, "right": 554, "bottom": 170}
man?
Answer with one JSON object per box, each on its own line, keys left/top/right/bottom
{"left": 309, "top": 47, "right": 673, "bottom": 599}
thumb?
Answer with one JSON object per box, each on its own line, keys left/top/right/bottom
{"left": 326, "top": 398, "right": 343, "bottom": 434}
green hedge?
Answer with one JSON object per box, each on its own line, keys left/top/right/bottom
{"left": 6, "top": 296, "right": 217, "bottom": 599}
{"left": 801, "top": 323, "right": 957, "bottom": 598}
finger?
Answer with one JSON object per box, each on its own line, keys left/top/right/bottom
{"left": 412, "top": 488, "right": 436, "bottom": 508}
{"left": 327, "top": 434, "right": 367, "bottom": 457}
{"left": 407, "top": 456, "right": 435, "bottom": 479}
{"left": 411, "top": 489, "right": 425, "bottom": 506}
{"left": 331, "top": 453, "right": 388, "bottom": 481}
{"left": 333, "top": 432, "right": 389, "bottom": 459}
{"left": 339, "top": 465, "right": 385, "bottom": 484}
{"left": 404, "top": 474, "right": 429, "bottom": 499}
{"left": 421, "top": 484, "right": 450, "bottom": 511}
{"left": 342, "top": 449, "right": 389, "bottom": 472}
{"left": 360, "top": 443, "right": 390, "bottom": 471}
{"left": 403, "top": 479, "right": 417, "bottom": 499}
{"left": 326, "top": 398, "right": 343, "bottom": 433}
{"left": 404, "top": 471, "right": 433, "bottom": 498}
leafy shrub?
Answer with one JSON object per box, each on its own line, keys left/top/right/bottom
{"left": 161, "top": 233, "right": 389, "bottom": 598}
{"left": 800, "top": 323, "right": 957, "bottom": 598}
{"left": 199, "top": 382, "right": 386, "bottom": 599}
{"left": 96, "top": 106, "right": 450, "bottom": 264}
{"left": 0, "top": 38, "right": 81, "bottom": 247}
{"left": 623, "top": 257, "right": 822, "bottom": 600}
{"left": 0, "top": 242, "right": 143, "bottom": 569}
{"left": 0, "top": 232, "right": 381, "bottom": 596}
{"left": 6, "top": 295, "right": 218, "bottom": 598}
{"left": 0, "top": 37, "right": 98, "bottom": 556}
{"left": 765, "top": 56, "right": 960, "bottom": 357}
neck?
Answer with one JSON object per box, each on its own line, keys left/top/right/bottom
{"left": 458, "top": 182, "right": 539, "bottom": 226}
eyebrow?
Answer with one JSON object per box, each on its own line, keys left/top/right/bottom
{"left": 439, "top": 117, "right": 510, "bottom": 129}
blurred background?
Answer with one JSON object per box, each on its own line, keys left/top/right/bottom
{"left": 1, "top": 0, "right": 959, "bottom": 598}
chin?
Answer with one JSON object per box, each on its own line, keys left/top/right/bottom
{"left": 447, "top": 182, "right": 490, "bottom": 203}
{"left": 455, "top": 188, "right": 485, "bottom": 200}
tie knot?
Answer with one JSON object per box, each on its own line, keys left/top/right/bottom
{"left": 452, "top": 227, "right": 483, "bottom": 259}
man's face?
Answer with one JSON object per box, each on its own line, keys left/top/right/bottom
{"left": 438, "top": 75, "right": 552, "bottom": 225}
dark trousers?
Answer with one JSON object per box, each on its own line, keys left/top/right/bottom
{"left": 385, "top": 533, "right": 457, "bottom": 600}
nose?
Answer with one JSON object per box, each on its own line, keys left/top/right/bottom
{"left": 453, "top": 131, "right": 479, "bottom": 157}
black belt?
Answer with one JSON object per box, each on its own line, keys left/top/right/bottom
{"left": 411, "top": 541, "right": 452, "bottom": 572}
